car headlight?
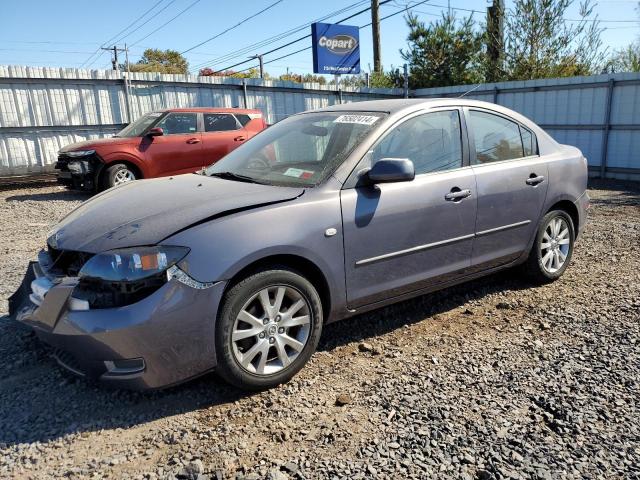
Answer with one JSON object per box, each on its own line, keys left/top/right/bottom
{"left": 65, "top": 150, "right": 95, "bottom": 158}
{"left": 75, "top": 246, "right": 191, "bottom": 309}
{"left": 79, "top": 246, "right": 189, "bottom": 282}
{"left": 67, "top": 160, "right": 91, "bottom": 173}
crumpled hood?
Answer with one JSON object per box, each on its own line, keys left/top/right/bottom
{"left": 59, "top": 137, "right": 135, "bottom": 152}
{"left": 50, "top": 175, "right": 304, "bottom": 253}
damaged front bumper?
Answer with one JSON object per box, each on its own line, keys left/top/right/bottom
{"left": 8, "top": 253, "right": 227, "bottom": 389}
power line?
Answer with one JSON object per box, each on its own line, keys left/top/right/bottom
{"left": 181, "top": 0, "right": 284, "bottom": 55}
{"left": 212, "top": 0, "right": 397, "bottom": 74}
{"left": 409, "top": 1, "right": 638, "bottom": 22}
{"left": 233, "top": 0, "right": 430, "bottom": 75}
{"left": 86, "top": 0, "right": 180, "bottom": 68}
{"left": 79, "top": 0, "right": 165, "bottom": 68}
{"left": 131, "top": 0, "right": 202, "bottom": 47}
{"left": 189, "top": 0, "right": 370, "bottom": 71}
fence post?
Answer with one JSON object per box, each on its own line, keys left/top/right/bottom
{"left": 493, "top": 86, "right": 498, "bottom": 104}
{"left": 599, "top": 78, "right": 615, "bottom": 178}
{"left": 242, "top": 79, "right": 248, "bottom": 109}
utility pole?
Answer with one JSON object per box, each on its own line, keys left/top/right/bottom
{"left": 486, "top": 0, "right": 504, "bottom": 83}
{"left": 371, "top": 0, "right": 382, "bottom": 74}
{"left": 249, "top": 54, "right": 264, "bottom": 79}
{"left": 101, "top": 45, "right": 126, "bottom": 72}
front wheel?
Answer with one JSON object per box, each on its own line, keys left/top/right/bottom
{"left": 103, "top": 163, "right": 136, "bottom": 190}
{"left": 522, "top": 210, "right": 575, "bottom": 283}
{"left": 215, "top": 268, "right": 323, "bottom": 390}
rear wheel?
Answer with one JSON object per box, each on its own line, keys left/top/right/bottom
{"left": 215, "top": 268, "right": 323, "bottom": 390}
{"left": 522, "top": 210, "right": 575, "bottom": 283}
{"left": 103, "top": 163, "right": 136, "bottom": 189}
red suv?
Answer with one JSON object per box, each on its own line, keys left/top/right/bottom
{"left": 55, "top": 108, "right": 267, "bottom": 191}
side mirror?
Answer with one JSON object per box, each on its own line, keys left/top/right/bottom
{"left": 367, "top": 158, "right": 415, "bottom": 184}
{"left": 147, "top": 127, "right": 164, "bottom": 137}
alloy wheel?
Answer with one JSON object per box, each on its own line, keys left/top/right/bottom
{"left": 231, "top": 285, "right": 312, "bottom": 375}
{"left": 114, "top": 168, "right": 135, "bottom": 185}
{"left": 540, "top": 216, "right": 571, "bottom": 273}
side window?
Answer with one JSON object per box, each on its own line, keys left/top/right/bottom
{"left": 235, "top": 114, "right": 252, "bottom": 126}
{"left": 468, "top": 110, "right": 524, "bottom": 164}
{"left": 204, "top": 113, "right": 240, "bottom": 132}
{"left": 370, "top": 110, "right": 463, "bottom": 175}
{"left": 520, "top": 126, "right": 537, "bottom": 157}
{"left": 155, "top": 113, "right": 197, "bottom": 135}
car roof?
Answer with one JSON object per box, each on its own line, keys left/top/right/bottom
{"left": 158, "top": 108, "right": 262, "bottom": 114}
{"left": 314, "top": 98, "right": 510, "bottom": 114}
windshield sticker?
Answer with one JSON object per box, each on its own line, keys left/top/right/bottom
{"left": 334, "top": 114, "right": 379, "bottom": 125}
{"left": 283, "top": 168, "right": 315, "bottom": 179}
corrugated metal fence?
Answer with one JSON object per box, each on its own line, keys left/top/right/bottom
{"left": 1, "top": 66, "right": 638, "bottom": 179}
{"left": 0, "top": 66, "right": 402, "bottom": 175}
{"left": 414, "top": 72, "right": 640, "bottom": 180}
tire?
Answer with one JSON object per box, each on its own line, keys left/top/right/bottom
{"left": 215, "top": 267, "right": 323, "bottom": 390}
{"left": 102, "top": 163, "right": 136, "bottom": 190}
{"left": 522, "top": 209, "right": 575, "bottom": 284}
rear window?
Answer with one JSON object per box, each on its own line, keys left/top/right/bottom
{"left": 204, "top": 113, "right": 240, "bottom": 132}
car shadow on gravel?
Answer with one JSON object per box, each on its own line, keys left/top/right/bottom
{"left": 5, "top": 190, "right": 91, "bottom": 202}
{"left": 0, "top": 269, "right": 533, "bottom": 447}
{"left": 0, "top": 315, "right": 249, "bottom": 446}
{"left": 318, "top": 268, "right": 534, "bottom": 353}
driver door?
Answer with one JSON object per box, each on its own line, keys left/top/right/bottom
{"left": 143, "top": 112, "right": 203, "bottom": 176}
{"left": 340, "top": 109, "right": 478, "bottom": 308}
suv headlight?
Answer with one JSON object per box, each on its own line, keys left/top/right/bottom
{"left": 65, "top": 150, "right": 95, "bottom": 158}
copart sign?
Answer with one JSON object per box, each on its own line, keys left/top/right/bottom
{"left": 311, "top": 22, "right": 360, "bottom": 74}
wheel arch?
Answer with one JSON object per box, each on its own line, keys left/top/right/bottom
{"left": 104, "top": 159, "right": 144, "bottom": 179}
{"left": 221, "top": 254, "right": 332, "bottom": 322}
{"left": 546, "top": 200, "right": 579, "bottom": 236}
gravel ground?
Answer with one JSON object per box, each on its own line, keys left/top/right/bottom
{"left": 0, "top": 180, "right": 638, "bottom": 480}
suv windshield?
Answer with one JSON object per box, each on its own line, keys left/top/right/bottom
{"left": 205, "top": 112, "right": 385, "bottom": 187}
{"left": 115, "top": 112, "right": 164, "bottom": 137}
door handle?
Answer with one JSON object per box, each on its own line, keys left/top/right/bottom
{"left": 526, "top": 174, "right": 545, "bottom": 186}
{"left": 234, "top": 136, "right": 246, "bottom": 142}
{"left": 186, "top": 138, "right": 201, "bottom": 144}
{"left": 444, "top": 188, "right": 472, "bottom": 201}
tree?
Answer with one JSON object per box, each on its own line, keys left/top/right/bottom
{"left": 130, "top": 49, "right": 188, "bottom": 74}
{"left": 401, "top": 12, "right": 485, "bottom": 89}
{"left": 607, "top": 43, "right": 640, "bottom": 73}
{"left": 501, "top": 0, "right": 606, "bottom": 80}
{"left": 278, "top": 73, "right": 327, "bottom": 84}
{"left": 199, "top": 67, "right": 268, "bottom": 79}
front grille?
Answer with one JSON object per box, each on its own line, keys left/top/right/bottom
{"left": 55, "top": 152, "right": 101, "bottom": 171}
{"left": 47, "top": 244, "right": 93, "bottom": 277}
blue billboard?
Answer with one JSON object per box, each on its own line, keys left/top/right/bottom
{"left": 311, "top": 22, "right": 360, "bottom": 75}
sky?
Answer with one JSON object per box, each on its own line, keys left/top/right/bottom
{"left": 0, "top": 0, "right": 638, "bottom": 78}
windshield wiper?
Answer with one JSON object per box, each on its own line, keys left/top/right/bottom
{"left": 209, "top": 171, "right": 266, "bottom": 184}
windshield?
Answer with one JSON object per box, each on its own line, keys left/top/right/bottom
{"left": 116, "top": 112, "right": 164, "bottom": 137}
{"left": 205, "top": 111, "right": 386, "bottom": 187}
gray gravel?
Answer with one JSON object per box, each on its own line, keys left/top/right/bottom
{"left": 1, "top": 180, "right": 639, "bottom": 479}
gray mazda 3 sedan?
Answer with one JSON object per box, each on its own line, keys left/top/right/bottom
{"left": 9, "top": 99, "right": 589, "bottom": 390}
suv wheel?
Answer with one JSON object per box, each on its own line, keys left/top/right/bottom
{"left": 104, "top": 163, "right": 136, "bottom": 189}
{"left": 215, "top": 268, "right": 323, "bottom": 390}
{"left": 523, "top": 210, "right": 575, "bottom": 283}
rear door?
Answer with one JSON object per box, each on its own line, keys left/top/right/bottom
{"left": 143, "top": 112, "right": 203, "bottom": 176}
{"left": 202, "top": 113, "right": 246, "bottom": 167}
{"left": 341, "top": 108, "right": 477, "bottom": 308}
{"left": 465, "top": 107, "right": 549, "bottom": 270}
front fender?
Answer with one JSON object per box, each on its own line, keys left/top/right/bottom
{"left": 163, "top": 189, "right": 348, "bottom": 320}
{"left": 99, "top": 150, "right": 147, "bottom": 175}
